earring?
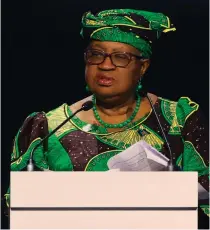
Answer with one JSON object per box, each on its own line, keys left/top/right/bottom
{"left": 136, "top": 80, "right": 142, "bottom": 93}
{"left": 85, "top": 85, "right": 90, "bottom": 92}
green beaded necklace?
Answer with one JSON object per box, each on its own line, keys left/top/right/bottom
{"left": 92, "top": 94, "right": 141, "bottom": 128}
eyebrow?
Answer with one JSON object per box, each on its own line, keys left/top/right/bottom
{"left": 89, "top": 43, "right": 142, "bottom": 56}
{"left": 89, "top": 44, "right": 126, "bottom": 52}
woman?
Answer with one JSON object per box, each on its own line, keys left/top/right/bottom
{"left": 4, "top": 9, "right": 209, "bottom": 221}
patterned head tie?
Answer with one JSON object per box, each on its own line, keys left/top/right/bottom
{"left": 80, "top": 9, "right": 176, "bottom": 58}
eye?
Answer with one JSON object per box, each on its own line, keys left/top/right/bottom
{"left": 114, "top": 53, "right": 129, "bottom": 59}
{"left": 88, "top": 50, "right": 104, "bottom": 57}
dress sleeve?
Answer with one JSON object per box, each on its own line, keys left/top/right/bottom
{"left": 3, "top": 111, "right": 50, "bottom": 215}
{"left": 176, "top": 97, "right": 209, "bottom": 218}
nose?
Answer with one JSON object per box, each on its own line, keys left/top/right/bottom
{"left": 98, "top": 55, "right": 116, "bottom": 70}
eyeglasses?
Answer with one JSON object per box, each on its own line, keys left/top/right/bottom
{"left": 84, "top": 49, "right": 144, "bottom": 68}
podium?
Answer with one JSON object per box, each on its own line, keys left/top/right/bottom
{"left": 10, "top": 171, "right": 198, "bottom": 229}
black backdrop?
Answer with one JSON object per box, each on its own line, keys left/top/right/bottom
{"left": 2, "top": 0, "right": 209, "bottom": 228}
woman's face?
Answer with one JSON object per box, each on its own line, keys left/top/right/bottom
{"left": 85, "top": 40, "right": 150, "bottom": 100}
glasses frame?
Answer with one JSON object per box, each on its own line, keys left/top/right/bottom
{"left": 84, "top": 49, "right": 144, "bottom": 68}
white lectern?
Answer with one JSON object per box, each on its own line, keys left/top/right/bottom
{"left": 10, "top": 171, "right": 198, "bottom": 229}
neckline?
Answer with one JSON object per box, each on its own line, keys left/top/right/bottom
{"left": 65, "top": 97, "right": 161, "bottom": 135}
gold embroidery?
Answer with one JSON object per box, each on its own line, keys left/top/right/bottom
{"left": 170, "top": 113, "right": 181, "bottom": 134}
{"left": 140, "top": 125, "right": 164, "bottom": 150}
{"left": 46, "top": 104, "right": 75, "bottom": 138}
{"left": 12, "top": 143, "right": 17, "bottom": 159}
{"left": 85, "top": 150, "right": 121, "bottom": 171}
{"left": 124, "top": 16, "right": 136, "bottom": 24}
{"left": 11, "top": 156, "right": 22, "bottom": 166}
{"left": 100, "top": 129, "right": 141, "bottom": 149}
{"left": 162, "top": 99, "right": 181, "bottom": 134}
{"left": 162, "top": 99, "right": 177, "bottom": 122}
{"left": 98, "top": 124, "right": 164, "bottom": 150}
{"left": 86, "top": 19, "right": 104, "bottom": 26}
{"left": 90, "top": 27, "right": 113, "bottom": 38}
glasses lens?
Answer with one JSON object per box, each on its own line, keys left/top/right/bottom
{"left": 85, "top": 50, "right": 104, "bottom": 64}
{"left": 112, "top": 53, "right": 130, "bottom": 67}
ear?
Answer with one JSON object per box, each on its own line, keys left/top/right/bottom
{"left": 139, "top": 59, "right": 150, "bottom": 77}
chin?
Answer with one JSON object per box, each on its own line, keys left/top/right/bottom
{"left": 92, "top": 87, "right": 120, "bottom": 99}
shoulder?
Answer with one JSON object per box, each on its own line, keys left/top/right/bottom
{"left": 69, "top": 96, "right": 95, "bottom": 124}
{"left": 45, "top": 95, "right": 94, "bottom": 119}
{"left": 18, "top": 111, "right": 47, "bottom": 133}
{"left": 19, "top": 96, "right": 94, "bottom": 131}
{"left": 69, "top": 95, "right": 93, "bottom": 113}
{"left": 18, "top": 103, "right": 68, "bottom": 134}
{"left": 158, "top": 96, "right": 199, "bottom": 128}
{"left": 45, "top": 96, "right": 95, "bottom": 131}
{"left": 43, "top": 95, "right": 93, "bottom": 115}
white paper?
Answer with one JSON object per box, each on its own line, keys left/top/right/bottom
{"left": 107, "top": 140, "right": 169, "bottom": 171}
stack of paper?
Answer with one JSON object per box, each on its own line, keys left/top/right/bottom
{"left": 107, "top": 140, "right": 169, "bottom": 171}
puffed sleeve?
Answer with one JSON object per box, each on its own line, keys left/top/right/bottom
{"left": 3, "top": 111, "right": 50, "bottom": 215}
{"left": 176, "top": 97, "right": 209, "bottom": 217}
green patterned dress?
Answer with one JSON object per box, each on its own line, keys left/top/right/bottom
{"left": 4, "top": 96, "right": 209, "bottom": 219}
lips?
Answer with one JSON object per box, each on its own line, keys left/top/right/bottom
{"left": 96, "top": 74, "right": 115, "bottom": 86}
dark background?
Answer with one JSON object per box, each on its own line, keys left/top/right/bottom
{"left": 2, "top": 0, "right": 209, "bottom": 228}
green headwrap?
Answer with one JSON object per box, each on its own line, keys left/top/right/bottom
{"left": 80, "top": 9, "right": 176, "bottom": 58}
